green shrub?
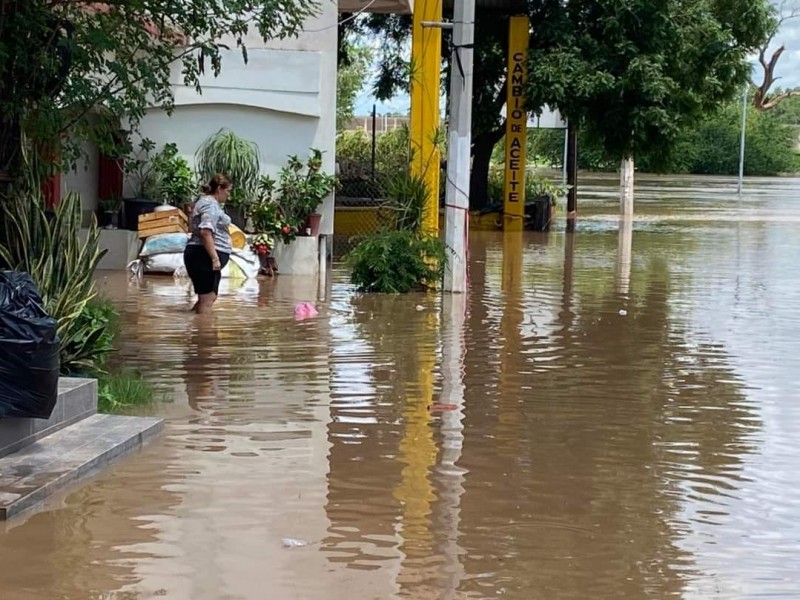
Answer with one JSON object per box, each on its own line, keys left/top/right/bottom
{"left": 378, "top": 170, "right": 430, "bottom": 233}
{"left": 346, "top": 166, "right": 448, "bottom": 294}
{"left": 336, "top": 127, "right": 413, "bottom": 198}
{"left": 61, "top": 299, "right": 118, "bottom": 374}
{"left": 486, "top": 166, "right": 567, "bottom": 206}
{"left": 516, "top": 101, "right": 800, "bottom": 176}
{"left": 0, "top": 188, "right": 157, "bottom": 411}
{"left": 347, "top": 230, "right": 447, "bottom": 293}
{"left": 195, "top": 128, "right": 260, "bottom": 207}
{"left": 98, "top": 370, "right": 155, "bottom": 413}
{"left": 153, "top": 143, "right": 196, "bottom": 205}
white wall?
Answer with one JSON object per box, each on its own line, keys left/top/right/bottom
{"left": 62, "top": 142, "right": 99, "bottom": 226}
{"left": 132, "top": 0, "right": 338, "bottom": 235}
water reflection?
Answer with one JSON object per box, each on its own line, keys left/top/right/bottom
{"left": 185, "top": 319, "right": 229, "bottom": 415}
{"left": 322, "top": 226, "right": 763, "bottom": 598}
{"left": 0, "top": 441, "right": 179, "bottom": 599}
{"left": 454, "top": 231, "right": 760, "bottom": 599}
{"left": 617, "top": 217, "right": 633, "bottom": 296}
{"left": 2, "top": 179, "right": 800, "bottom": 598}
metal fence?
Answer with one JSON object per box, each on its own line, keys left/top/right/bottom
{"left": 333, "top": 158, "right": 388, "bottom": 260}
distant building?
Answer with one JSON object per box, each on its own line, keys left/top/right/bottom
{"left": 344, "top": 115, "right": 412, "bottom": 134}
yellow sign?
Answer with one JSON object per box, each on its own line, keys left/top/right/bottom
{"left": 503, "top": 16, "right": 530, "bottom": 231}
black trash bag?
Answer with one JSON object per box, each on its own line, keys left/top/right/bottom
{"left": 0, "top": 271, "right": 61, "bottom": 419}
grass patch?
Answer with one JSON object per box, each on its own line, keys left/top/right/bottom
{"left": 98, "top": 370, "right": 156, "bottom": 414}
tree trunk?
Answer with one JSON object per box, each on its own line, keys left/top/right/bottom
{"left": 620, "top": 155, "right": 634, "bottom": 215}
{"left": 566, "top": 124, "right": 578, "bottom": 221}
{"left": 470, "top": 127, "right": 504, "bottom": 212}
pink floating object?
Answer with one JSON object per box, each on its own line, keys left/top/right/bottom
{"left": 429, "top": 403, "right": 460, "bottom": 413}
{"left": 294, "top": 302, "right": 319, "bottom": 321}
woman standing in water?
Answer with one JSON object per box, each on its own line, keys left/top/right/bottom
{"left": 184, "top": 174, "right": 233, "bottom": 314}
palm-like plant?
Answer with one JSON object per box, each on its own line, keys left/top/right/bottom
{"left": 195, "top": 129, "right": 261, "bottom": 206}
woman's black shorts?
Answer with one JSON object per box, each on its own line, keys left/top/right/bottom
{"left": 183, "top": 245, "right": 230, "bottom": 295}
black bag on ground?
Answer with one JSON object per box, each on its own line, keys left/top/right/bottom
{"left": 0, "top": 271, "right": 61, "bottom": 419}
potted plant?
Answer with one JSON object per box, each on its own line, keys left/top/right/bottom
{"left": 525, "top": 175, "right": 567, "bottom": 231}
{"left": 152, "top": 143, "right": 196, "bottom": 210}
{"left": 121, "top": 139, "right": 161, "bottom": 229}
{"left": 252, "top": 175, "right": 300, "bottom": 240}
{"left": 195, "top": 128, "right": 260, "bottom": 229}
{"left": 99, "top": 197, "right": 123, "bottom": 229}
{"left": 276, "top": 149, "right": 336, "bottom": 237}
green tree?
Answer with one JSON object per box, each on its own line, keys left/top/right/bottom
{"left": 0, "top": 0, "right": 318, "bottom": 181}
{"left": 342, "top": 1, "right": 774, "bottom": 211}
{"left": 687, "top": 101, "right": 799, "bottom": 175}
{"left": 337, "top": 40, "right": 373, "bottom": 132}
{"left": 527, "top": 100, "right": 799, "bottom": 176}
{"left": 768, "top": 90, "right": 800, "bottom": 124}
{"left": 525, "top": 0, "right": 774, "bottom": 195}
{"left": 340, "top": 12, "right": 511, "bottom": 210}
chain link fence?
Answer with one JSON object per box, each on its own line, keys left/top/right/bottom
{"left": 333, "top": 159, "right": 388, "bottom": 259}
{"left": 333, "top": 128, "right": 412, "bottom": 259}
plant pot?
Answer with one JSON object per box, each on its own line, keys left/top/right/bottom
{"left": 524, "top": 195, "right": 553, "bottom": 232}
{"left": 123, "top": 198, "right": 160, "bottom": 231}
{"left": 103, "top": 211, "right": 120, "bottom": 229}
{"left": 307, "top": 213, "right": 322, "bottom": 237}
{"left": 226, "top": 204, "right": 248, "bottom": 230}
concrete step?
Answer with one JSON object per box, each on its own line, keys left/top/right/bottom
{"left": 0, "top": 379, "right": 97, "bottom": 459}
{"left": 0, "top": 413, "right": 163, "bottom": 520}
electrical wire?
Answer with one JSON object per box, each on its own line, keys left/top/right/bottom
{"left": 303, "top": 0, "right": 379, "bottom": 33}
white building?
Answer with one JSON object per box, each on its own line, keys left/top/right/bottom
{"left": 67, "top": 0, "right": 411, "bottom": 272}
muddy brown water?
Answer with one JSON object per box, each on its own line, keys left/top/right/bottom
{"left": 1, "top": 175, "right": 800, "bottom": 599}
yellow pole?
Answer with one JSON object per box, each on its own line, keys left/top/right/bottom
{"left": 499, "top": 229, "right": 524, "bottom": 456}
{"left": 503, "top": 16, "right": 530, "bottom": 232}
{"left": 393, "top": 312, "right": 438, "bottom": 582}
{"left": 410, "top": 0, "right": 443, "bottom": 236}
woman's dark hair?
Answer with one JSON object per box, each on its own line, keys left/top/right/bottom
{"left": 202, "top": 174, "right": 231, "bottom": 195}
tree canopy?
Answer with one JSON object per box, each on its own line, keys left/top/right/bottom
{"left": 343, "top": 0, "right": 776, "bottom": 207}
{"left": 525, "top": 0, "right": 775, "bottom": 166}
{"left": 337, "top": 38, "right": 373, "bottom": 131}
{"left": 0, "top": 0, "right": 318, "bottom": 179}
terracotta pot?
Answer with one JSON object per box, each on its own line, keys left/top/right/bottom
{"left": 307, "top": 213, "right": 322, "bottom": 237}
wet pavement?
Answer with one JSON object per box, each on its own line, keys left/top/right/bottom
{"left": 1, "top": 175, "right": 800, "bottom": 598}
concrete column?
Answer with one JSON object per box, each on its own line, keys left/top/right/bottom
{"left": 620, "top": 156, "right": 635, "bottom": 215}
{"left": 443, "top": 0, "right": 475, "bottom": 293}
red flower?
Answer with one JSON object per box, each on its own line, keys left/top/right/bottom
{"left": 282, "top": 226, "right": 291, "bottom": 234}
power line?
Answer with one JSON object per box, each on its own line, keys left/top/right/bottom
{"left": 304, "top": 0, "right": 379, "bottom": 33}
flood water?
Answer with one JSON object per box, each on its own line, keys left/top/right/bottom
{"left": 2, "top": 175, "right": 800, "bottom": 599}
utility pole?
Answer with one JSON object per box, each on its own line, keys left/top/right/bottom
{"left": 443, "top": 0, "right": 475, "bottom": 293}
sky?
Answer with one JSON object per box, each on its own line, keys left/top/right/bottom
{"left": 765, "top": 4, "right": 800, "bottom": 89}
{"left": 354, "top": 2, "right": 800, "bottom": 117}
